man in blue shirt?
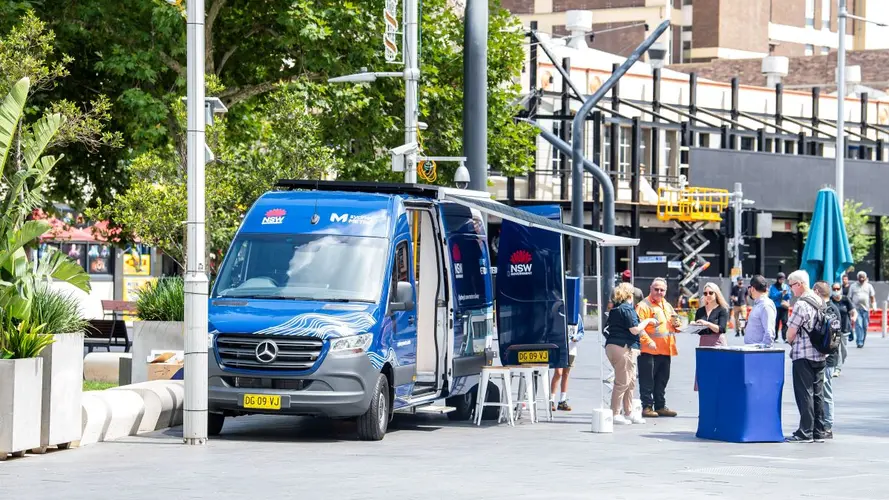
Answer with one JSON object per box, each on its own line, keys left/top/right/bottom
{"left": 769, "top": 272, "right": 792, "bottom": 342}
{"left": 744, "top": 275, "right": 775, "bottom": 346}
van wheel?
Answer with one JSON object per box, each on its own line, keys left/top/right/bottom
{"left": 357, "top": 374, "right": 389, "bottom": 441}
{"left": 446, "top": 390, "right": 474, "bottom": 421}
{"left": 208, "top": 412, "right": 225, "bottom": 436}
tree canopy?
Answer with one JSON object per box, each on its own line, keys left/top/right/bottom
{"left": 13, "top": 0, "right": 533, "bottom": 209}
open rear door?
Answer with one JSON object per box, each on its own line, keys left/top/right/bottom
{"left": 440, "top": 191, "right": 639, "bottom": 369}
{"left": 496, "top": 204, "right": 567, "bottom": 367}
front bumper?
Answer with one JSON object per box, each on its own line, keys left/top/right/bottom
{"left": 208, "top": 350, "right": 379, "bottom": 418}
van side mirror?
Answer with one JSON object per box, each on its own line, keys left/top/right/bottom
{"left": 389, "top": 281, "right": 415, "bottom": 312}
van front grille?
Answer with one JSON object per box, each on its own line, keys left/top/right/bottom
{"left": 215, "top": 335, "right": 323, "bottom": 371}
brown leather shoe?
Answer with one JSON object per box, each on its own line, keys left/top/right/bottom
{"left": 656, "top": 407, "right": 678, "bottom": 417}
{"left": 642, "top": 406, "right": 659, "bottom": 418}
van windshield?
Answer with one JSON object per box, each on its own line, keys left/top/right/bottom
{"left": 213, "top": 233, "right": 388, "bottom": 303}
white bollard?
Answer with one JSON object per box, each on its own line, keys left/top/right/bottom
{"left": 882, "top": 301, "right": 887, "bottom": 338}
{"left": 591, "top": 408, "right": 614, "bottom": 433}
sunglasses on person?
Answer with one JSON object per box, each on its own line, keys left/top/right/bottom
{"left": 703, "top": 291, "right": 715, "bottom": 296}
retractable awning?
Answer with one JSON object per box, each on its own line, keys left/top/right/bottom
{"left": 442, "top": 192, "right": 639, "bottom": 248}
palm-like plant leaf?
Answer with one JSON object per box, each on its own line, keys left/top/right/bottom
{"left": 35, "top": 248, "right": 91, "bottom": 293}
{"left": 0, "top": 220, "right": 51, "bottom": 268}
{"left": 22, "top": 113, "right": 63, "bottom": 170}
{"left": 0, "top": 77, "right": 29, "bottom": 174}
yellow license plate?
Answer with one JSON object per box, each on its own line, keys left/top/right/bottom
{"left": 242, "top": 394, "right": 281, "bottom": 410}
{"left": 518, "top": 350, "right": 549, "bottom": 364}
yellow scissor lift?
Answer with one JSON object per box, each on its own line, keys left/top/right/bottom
{"left": 656, "top": 186, "right": 730, "bottom": 297}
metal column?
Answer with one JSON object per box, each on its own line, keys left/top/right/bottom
{"left": 463, "top": 0, "right": 488, "bottom": 191}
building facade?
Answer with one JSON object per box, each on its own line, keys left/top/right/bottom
{"left": 499, "top": 0, "right": 889, "bottom": 64}
{"left": 485, "top": 20, "right": 889, "bottom": 295}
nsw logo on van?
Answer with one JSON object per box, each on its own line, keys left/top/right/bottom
{"left": 509, "top": 250, "right": 533, "bottom": 276}
{"left": 452, "top": 244, "right": 463, "bottom": 279}
{"left": 262, "top": 208, "right": 286, "bottom": 225}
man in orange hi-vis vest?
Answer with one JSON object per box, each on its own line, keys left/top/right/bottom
{"left": 635, "top": 278, "right": 682, "bottom": 419}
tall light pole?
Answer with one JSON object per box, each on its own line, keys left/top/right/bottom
{"left": 836, "top": 0, "right": 847, "bottom": 206}
{"left": 184, "top": 0, "right": 209, "bottom": 445}
{"left": 404, "top": 0, "right": 420, "bottom": 184}
{"left": 836, "top": 1, "right": 888, "bottom": 206}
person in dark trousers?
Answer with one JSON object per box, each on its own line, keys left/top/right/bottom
{"left": 636, "top": 278, "right": 682, "bottom": 419}
{"left": 829, "top": 282, "right": 856, "bottom": 378}
{"left": 730, "top": 277, "right": 748, "bottom": 337}
{"left": 841, "top": 274, "right": 851, "bottom": 297}
{"left": 769, "top": 272, "right": 792, "bottom": 342}
{"left": 785, "top": 271, "right": 828, "bottom": 443}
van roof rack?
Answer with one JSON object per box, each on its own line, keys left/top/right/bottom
{"left": 275, "top": 179, "right": 444, "bottom": 198}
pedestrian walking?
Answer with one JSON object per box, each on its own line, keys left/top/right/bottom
{"left": 636, "top": 278, "right": 682, "bottom": 418}
{"left": 744, "top": 275, "right": 775, "bottom": 346}
{"left": 785, "top": 270, "right": 829, "bottom": 443}
{"left": 828, "top": 282, "right": 856, "bottom": 377}
{"left": 604, "top": 283, "right": 654, "bottom": 425}
{"left": 692, "top": 282, "right": 729, "bottom": 392}
{"left": 841, "top": 274, "right": 851, "bottom": 297}
{"left": 848, "top": 271, "right": 876, "bottom": 348}
{"left": 769, "top": 272, "right": 792, "bottom": 342}
{"left": 730, "top": 277, "right": 748, "bottom": 337}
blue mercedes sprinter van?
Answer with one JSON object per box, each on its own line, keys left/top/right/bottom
{"left": 206, "top": 181, "right": 611, "bottom": 440}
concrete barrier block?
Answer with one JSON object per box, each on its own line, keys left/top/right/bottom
{"left": 91, "top": 390, "right": 145, "bottom": 441}
{"left": 83, "top": 352, "right": 132, "bottom": 383}
{"left": 80, "top": 392, "right": 110, "bottom": 446}
{"left": 110, "top": 380, "right": 184, "bottom": 432}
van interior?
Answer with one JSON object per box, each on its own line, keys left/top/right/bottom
{"left": 407, "top": 207, "right": 446, "bottom": 396}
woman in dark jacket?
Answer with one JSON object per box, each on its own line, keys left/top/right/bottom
{"left": 605, "top": 283, "right": 658, "bottom": 425}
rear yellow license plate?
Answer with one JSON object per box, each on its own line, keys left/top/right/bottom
{"left": 518, "top": 350, "right": 549, "bottom": 363}
{"left": 242, "top": 394, "right": 281, "bottom": 410}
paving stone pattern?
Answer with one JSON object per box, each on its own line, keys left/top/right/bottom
{"left": 1, "top": 333, "right": 887, "bottom": 499}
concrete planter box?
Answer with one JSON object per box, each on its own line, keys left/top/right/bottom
{"left": 131, "top": 321, "right": 184, "bottom": 384}
{"left": 38, "top": 333, "right": 84, "bottom": 451}
{"left": 0, "top": 358, "right": 43, "bottom": 460}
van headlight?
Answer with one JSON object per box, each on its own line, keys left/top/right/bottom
{"left": 330, "top": 333, "right": 374, "bottom": 353}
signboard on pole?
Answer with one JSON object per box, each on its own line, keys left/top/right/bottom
{"left": 638, "top": 255, "right": 667, "bottom": 264}
{"left": 384, "top": 0, "right": 400, "bottom": 62}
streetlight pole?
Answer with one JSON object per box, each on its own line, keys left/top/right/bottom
{"left": 404, "top": 0, "right": 420, "bottom": 184}
{"left": 184, "top": 0, "right": 209, "bottom": 445}
{"left": 837, "top": 0, "right": 847, "bottom": 206}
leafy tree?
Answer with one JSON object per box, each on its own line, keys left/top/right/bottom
{"left": 0, "top": 11, "right": 122, "bottom": 208}
{"left": 798, "top": 199, "right": 874, "bottom": 268}
{"left": 88, "top": 86, "right": 339, "bottom": 271}
{"left": 0, "top": 77, "right": 91, "bottom": 321}
{"left": 27, "top": 0, "right": 533, "bottom": 205}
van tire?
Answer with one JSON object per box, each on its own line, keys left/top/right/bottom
{"left": 357, "top": 374, "right": 389, "bottom": 441}
{"left": 480, "top": 382, "right": 501, "bottom": 421}
{"left": 208, "top": 412, "right": 225, "bottom": 436}
{"left": 446, "top": 391, "right": 474, "bottom": 421}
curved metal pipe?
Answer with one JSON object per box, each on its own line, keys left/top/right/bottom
{"left": 570, "top": 20, "right": 671, "bottom": 300}
{"left": 524, "top": 120, "right": 616, "bottom": 303}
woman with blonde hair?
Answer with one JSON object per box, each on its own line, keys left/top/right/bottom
{"left": 693, "top": 282, "right": 729, "bottom": 391}
{"left": 605, "top": 282, "right": 658, "bottom": 424}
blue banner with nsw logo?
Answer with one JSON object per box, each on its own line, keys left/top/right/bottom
{"left": 496, "top": 205, "right": 568, "bottom": 368}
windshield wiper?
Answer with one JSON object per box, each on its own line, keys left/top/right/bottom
{"left": 220, "top": 294, "right": 295, "bottom": 300}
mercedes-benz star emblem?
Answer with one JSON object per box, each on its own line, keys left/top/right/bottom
{"left": 255, "top": 340, "right": 279, "bottom": 363}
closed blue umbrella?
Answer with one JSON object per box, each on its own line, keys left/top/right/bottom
{"left": 800, "top": 188, "right": 854, "bottom": 284}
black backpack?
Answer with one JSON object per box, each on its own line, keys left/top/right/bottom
{"left": 799, "top": 296, "right": 842, "bottom": 355}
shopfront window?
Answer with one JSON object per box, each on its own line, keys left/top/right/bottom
{"left": 60, "top": 243, "right": 87, "bottom": 271}
{"left": 88, "top": 244, "right": 112, "bottom": 274}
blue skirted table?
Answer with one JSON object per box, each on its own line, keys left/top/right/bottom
{"left": 696, "top": 346, "right": 786, "bottom": 443}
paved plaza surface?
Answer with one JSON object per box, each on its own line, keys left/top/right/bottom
{"left": 2, "top": 332, "right": 887, "bottom": 499}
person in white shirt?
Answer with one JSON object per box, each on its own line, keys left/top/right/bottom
{"left": 848, "top": 271, "right": 876, "bottom": 348}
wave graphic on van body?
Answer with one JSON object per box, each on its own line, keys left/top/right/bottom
{"left": 251, "top": 312, "right": 376, "bottom": 339}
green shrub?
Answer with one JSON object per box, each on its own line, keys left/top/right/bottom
{"left": 136, "top": 277, "right": 184, "bottom": 322}
{"left": 30, "top": 285, "right": 88, "bottom": 334}
{"left": 0, "top": 316, "right": 53, "bottom": 359}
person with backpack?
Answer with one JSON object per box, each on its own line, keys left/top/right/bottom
{"left": 829, "top": 281, "right": 856, "bottom": 377}
{"left": 785, "top": 270, "right": 830, "bottom": 443}
{"left": 814, "top": 281, "right": 840, "bottom": 439}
